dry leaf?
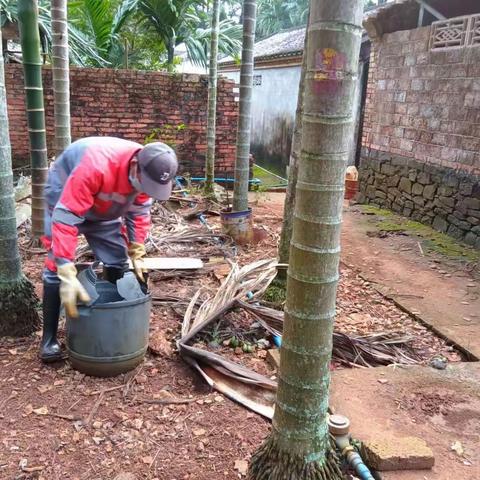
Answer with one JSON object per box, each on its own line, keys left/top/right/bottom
{"left": 53, "top": 380, "right": 65, "bottom": 386}
{"left": 33, "top": 406, "right": 48, "bottom": 416}
{"left": 37, "top": 385, "right": 50, "bottom": 394}
{"left": 451, "top": 441, "right": 464, "bottom": 456}
{"left": 142, "top": 456, "right": 153, "bottom": 465}
{"left": 234, "top": 459, "right": 248, "bottom": 476}
{"left": 8, "top": 349, "right": 17, "bottom": 355}
{"left": 193, "top": 428, "right": 206, "bottom": 437}
{"left": 153, "top": 390, "right": 175, "bottom": 400}
{"left": 24, "top": 404, "right": 33, "bottom": 416}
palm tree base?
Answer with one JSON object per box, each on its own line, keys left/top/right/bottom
{"left": 248, "top": 434, "right": 346, "bottom": 480}
{"left": 0, "top": 276, "right": 40, "bottom": 337}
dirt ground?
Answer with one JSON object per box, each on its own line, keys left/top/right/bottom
{"left": 331, "top": 363, "right": 480, "bottom": 480}
{"left": 0, "top": 193, "right": 478, "bottom": 479}
{"left": 342, "top": 204, "right": 480, "bottom": 359}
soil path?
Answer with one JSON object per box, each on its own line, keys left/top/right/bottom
{"left": 260, "top": 192, "right": 480, "bottom": 359}
{"left": 331, "top": 362, "right": 480, "bottom": 480}
{"left": 342, "top": 206, "right": 480, "bottom": 359}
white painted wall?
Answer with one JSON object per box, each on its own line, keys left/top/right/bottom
{"left": 222, "top": 65, "right": 301, "bottom": 175}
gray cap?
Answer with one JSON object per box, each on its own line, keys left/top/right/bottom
{"left": 137, "top": 142, "right": 178, "bottom": 200}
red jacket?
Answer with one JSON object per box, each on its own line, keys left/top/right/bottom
{"left": 44, "top": 137, "right": 152, "bottom": 266}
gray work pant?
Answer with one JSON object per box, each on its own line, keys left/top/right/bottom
{"left": 43, "top": 216, "right": 128, "bottom": 285}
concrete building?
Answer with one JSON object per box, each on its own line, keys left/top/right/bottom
{"left": 219, "top": 26, "right": 371, "bottom": 177}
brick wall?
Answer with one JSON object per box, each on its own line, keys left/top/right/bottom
{"left": 5, "top": 64, "right": 238, "bottom": 177}
{"left": 359, "top": 25, "right": 480, "bottom": 248}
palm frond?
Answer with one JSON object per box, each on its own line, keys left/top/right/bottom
{"left": 84, "top": 0, "right": 114, "bottom": 53}
{"left": 111, "top": 0, "right": 138, "bottom": 35}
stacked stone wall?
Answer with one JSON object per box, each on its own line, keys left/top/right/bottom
{"left": 360, "top": 23, "right": 480, "bottom": 247}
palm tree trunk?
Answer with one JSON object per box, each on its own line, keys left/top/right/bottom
{"left": 232, "top": 0, "right": 256, "bottom": 213}
{"left": 277, "top": 25, "right": 308, "bottom": 274}
{"left": 167, "top": 39, "right": 175, "bottom": 65}
{"left": 17, "top": 0, "right": 48, "bottom": 240}
{"left": 0, "top": 26, "right": 39, "bottom": 337}
{"left": 249, "top": 1, "right": 363, "bottom": 478}
{"left": 204, "top": 0, "right": 221, "bottom": 195}
{"left": 51, "top": 0, "right": 71, "bottom": 155}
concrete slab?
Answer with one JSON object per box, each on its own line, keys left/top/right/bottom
{"left": 330, "top": 363, "right": 480, "bottom": 480}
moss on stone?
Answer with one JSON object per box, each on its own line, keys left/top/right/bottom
{"left": 360, "top": 205, "right": 394, "bottom": 217}
{"left": 264, "top": 280, "right": 287, "bottom": 305}
{"left": 373, "top": 216, "right": 479, "bottom": 262}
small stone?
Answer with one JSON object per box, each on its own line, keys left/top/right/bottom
{"left": 399, "top": 177, "right": 412, "bottom": 194}
{"left": 234, "top": 460, "right": 249, "bottom": 476}
{"left": 430, "top": 355, "right": 447, "bottom": 370}
{"left": 412, "top": 183, "right": 424, "bottom": 196}
{"left": 423, "top": 184, "right": 436, "bottom": 200}
{"left": 362, "top": 436, "right": 434, "bottom": 471}
{"left": 93, "top": 421, "right": 103, "bottom": 430}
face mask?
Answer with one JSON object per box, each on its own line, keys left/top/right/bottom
{"left": 129, "top": 173, "right": 143, "bottom": 193}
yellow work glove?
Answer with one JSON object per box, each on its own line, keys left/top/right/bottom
{"left": 57, "top": 263, "right": 91, "bottom": 318}
{"left": 128, "top": 242, "right": 147, "bottom": 282}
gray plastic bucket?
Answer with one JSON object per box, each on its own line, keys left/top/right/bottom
{"left": 66, "top": 265, "right": 151, "bottom": 377}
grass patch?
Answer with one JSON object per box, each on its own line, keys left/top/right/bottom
{"left": 252, "top": 164, "right": 287, "bottom": 188}
{"left": 365, "top": 209, "right": 479, "bottom": 262}
{"left": 376, "top": 220, "right": 406, "bottom": 232}
{"left": 264, "top": 280, "right": 287, "bottom": 306}
{"left": 360, "top": 204, "right": 394, "bottom": 217}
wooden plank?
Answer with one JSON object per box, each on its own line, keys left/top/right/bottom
{"left": 128, "top": 257, "right": 204, "bottom": 270}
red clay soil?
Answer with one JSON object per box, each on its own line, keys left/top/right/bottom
{"left": 342, "top": 205, "right": 480, "bottom": 359}
{"left": 0, "top": 195, "right": 475, "bottom": 480}
{"left": 331, "top": 363, "right": 480, "bottom": 480}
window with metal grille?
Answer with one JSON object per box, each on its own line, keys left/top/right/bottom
{"left": 253, "top": 75, "right": 262, "bottom": 86}
{"left": 430, "top": 14, "right": 480, "bottom": 50}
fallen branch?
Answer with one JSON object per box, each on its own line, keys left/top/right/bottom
{"left": 177, "top": 259, "right": 421, "bottom": 418}
{"left": 87, "top": 385, "right": 124, "bottom": 396}
{"left": 135, "top": 397, "right": 196, "bottom": 405}
{"left": 47, "top": 412, "right": 82, "bottom": 422}
{"left": 84, "top": 392, "right": 104, "bottom": 427}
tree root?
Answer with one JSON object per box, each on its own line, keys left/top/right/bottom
{"left": 0, "top": 276, "right": 40, "bottom": 337}
{"left": 249, "top": 435, "right": 346, "bottom": 480}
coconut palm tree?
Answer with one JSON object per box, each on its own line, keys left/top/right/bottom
{"left": 277, "top": 27, "right": 307, "bottom": 272}
{"left": 17, "top": 0, "right": 48, "bottom": 240}
{"left": 1, "top": 0, "right": 105, "bottom": 65}
{"left": 0, "top": 25, "right": 39, "bottom": 337}
{"left": 248, "top": 0, "right": 364, "bottom": 478}
{"left": 204, "top": 0, "right": 220, "bottom": 194}
{"left": 51, "top": 0, "right": 71, "bottom": 154}
{"left": 232, "top": 0, "right": 256, "bottom": 214}
{"left": 256, "top": 0, "right": 308, "bottom": 39}
{"left": 68, "top": 0, "right": 138, "bottom": 67}
{"left": 136, "top": 0, "right": 242, "bottom": 69}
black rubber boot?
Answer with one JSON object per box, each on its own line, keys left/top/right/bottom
{"left": 39, "top": 282, "right": 63, "bottom": 363}
{"left": 103, "top": 265, "right": 127, "bottom": 284}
